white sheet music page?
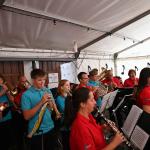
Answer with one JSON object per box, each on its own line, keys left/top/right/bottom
{"left": 131, "top": 125, "right": 149, "bottom": 150}
{"left": 107, "top": 90, "right": 118, "bottom": 107}
{"left": 100, "top": 92, "right": 111, "bottom": 113}
{"left": 122, "top": 105, "right": 143, "bottom": 137}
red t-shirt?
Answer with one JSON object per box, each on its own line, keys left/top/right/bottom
{"left": 70, "top": 113, "right": 106, "bottom": 150}
{"left": 77, "top": 84, "right": 99, "bottom": 101}
{"left": 14, "top": 88, "right": 26, "bottom": 106}
{"left": 102, "top": 77, "right": 123, "bottom": 88}
{"left": 77, "top": 83, "right": 93, "bottom": 91}
{"left": 124, "top": 78, "right": 139, "bottom": 88}
{"left": 138, "top": 86, "right": 150, "bottom": 108}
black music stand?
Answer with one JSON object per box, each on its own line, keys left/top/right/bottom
{"left": 112, "top": 94, "right": 134, "bottom": 128}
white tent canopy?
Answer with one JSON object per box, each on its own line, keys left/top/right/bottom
{"left": 0, "top": 0, "right": 150, "bottom": 60}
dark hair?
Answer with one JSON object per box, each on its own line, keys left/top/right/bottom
{"left": 128, "top": 69, "right": 136, "bottom": 76}
{"left": 89, "top": 68, "right": 98, "bottom": 77}
{"left": 77, "top": 72, "right": 87, "bottom": 81}
{"left": 31, "top": 69, "right": 46, "bottom": 79}
{"left": 136, "top": 68, "right": 150, "bottom": 98}
{"left": 64, "top": 87, "right": 90, "bottom": 127}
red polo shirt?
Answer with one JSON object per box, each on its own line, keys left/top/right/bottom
{"left": 124, "top": 78, "right": 139, "bottom": 88}
{"left": 70, "top": 113, "right": 106, "bottom": 150}
{"left": 102, "top": 77, "right": 123, "bottom": 88}
{"left": 77, "top": 83, "right": 93, "bottom": 91}
{"left": 138, "top": 86, "right": 150, "bottom": 108}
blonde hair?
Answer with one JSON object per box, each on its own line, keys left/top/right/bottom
{"left": 57, "top": 79, "right": 69, "bottom": 95}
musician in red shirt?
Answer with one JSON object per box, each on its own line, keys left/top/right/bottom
{"left": 136, "top": 68, "right": 150, "bottom": 113}
{"left": 102, "top": 70, "right": 122, "bottom": 92}
{"left": 76, "top": 72, "right": 92, "bottom": 90}
{"left": 68, "top": 87, "right": 124, "bottom": 150}
{"left": 124, "top": 69, "right": 139, "bottom": 88}
{"left": 12, "top": 75, "right": 30, "bottom": 150}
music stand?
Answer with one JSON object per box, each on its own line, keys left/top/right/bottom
{"left": 112, "top": 94, "right": 133, "bottom": 128}
{"left": 100, "top": 90, "right": 118, "bottom": 113}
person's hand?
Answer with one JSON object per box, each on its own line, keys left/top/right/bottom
{"left": 112, "top": 132, "right": 126, "bottom": 147}
{"left": 41, "top": 93, "right": 51, "bottom": 105}
{"left": 55, "top": 111, "right": 61, "bottom": 120}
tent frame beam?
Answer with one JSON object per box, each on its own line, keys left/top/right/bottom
{"left": 115, "top": 36, "right": 150, "bottom": 56}
{"left": 75, "top": 9, "right": 150, "bottom": 58}
{"left": 1, "top": 3, "right": 105, "bottom": 33}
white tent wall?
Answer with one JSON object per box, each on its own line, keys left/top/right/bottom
{"left": 76, "top": 58, "right": 114, "bottom": 76}
{"left": 23, "top": 61, "right": 33, "bottom": 82}
{"left": 116, "top": 57, "right": 150, "bottom": 82}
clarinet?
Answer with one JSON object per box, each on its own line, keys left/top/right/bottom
{"left": 94, "top": 108, "right": 135, "bottom": 149}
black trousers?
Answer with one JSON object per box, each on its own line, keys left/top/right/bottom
{"left": 29, "top": 129, "right": 62, "bottom": 150}
{"left": 0, "top": 120, "right": 13, "bottom": 150}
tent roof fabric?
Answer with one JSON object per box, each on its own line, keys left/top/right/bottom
{"left": 0, "top": 0, "right": 150, "bottom": 59}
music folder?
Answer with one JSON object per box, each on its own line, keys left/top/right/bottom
{"left": 122, "top": 105, "right": 150, "bottom": 150}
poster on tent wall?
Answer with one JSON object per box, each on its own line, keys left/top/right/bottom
{"left": 48, "top": 73, "right": 58, "bottom": 88}
{"left": 60, "top": 62, "right": 77, "bottom": 83}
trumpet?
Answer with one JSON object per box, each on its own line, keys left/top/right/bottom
{"left": 44, "top": 89, "right": 61, "bottom": 119}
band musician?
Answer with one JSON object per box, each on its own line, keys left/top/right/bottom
{"left": 21, "top": 69, "right": 61, "bottom": 150}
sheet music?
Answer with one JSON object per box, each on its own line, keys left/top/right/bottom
{"left": 131, "top": 125, "right": 149, "bottom": 150}
{"left": 107, "top": 90, "right": 118, "bottom": 107}
{"left": 100, "top": 92, "right": 111, "bottom": 113}
{"left": 122, "top": 105, "right": 143, "bottom": 138}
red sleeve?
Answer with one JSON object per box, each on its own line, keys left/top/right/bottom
{"left": 70, "top": 126, "right": 96, "bottom": 150}
{"left": 140, "top": 88, "right": 150, "bottom": 106}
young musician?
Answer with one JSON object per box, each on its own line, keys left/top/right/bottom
{"left": 56, "top": 79, "right": 71, "bottom": 150}
{"left": 21, "top": 69, "right": 60, "bottom": 150}
{"left": 124, "top": 69, "right": 139, "bottom": 88}
{"left": 88, "top": 69, "right": 105, "bottom": 107}
{"left": 136, "top": 68, "right": 150, "bottom": 113}
{"left": 56, "top": 79, "right": 70, "bottom": 115}
{"left": 0, "top": 74, "right": 14, "bottom": 150}
{"left": 68, "top": 87, "right": 124, "bottom": 150}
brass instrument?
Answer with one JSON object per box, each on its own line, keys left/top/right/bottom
{"left": 0, "top": 102, "right": 10, "bottom": 118}
{"left": 27, "top": 88, "right": 61, "bottom": 138}
{"left": 23, "top": 80, "right": 31, "bottom": 89}
{"left": 97, "top": 68, "right": 108, "bottom": 81}
{"left": 3, "top": 82, "right": 18, "bottom": 96}
{"left": 43, "top": 88, "right": 61, "bottom": 119}
{"left": 95, "top": 84, "right": 108, "bottom": 97}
